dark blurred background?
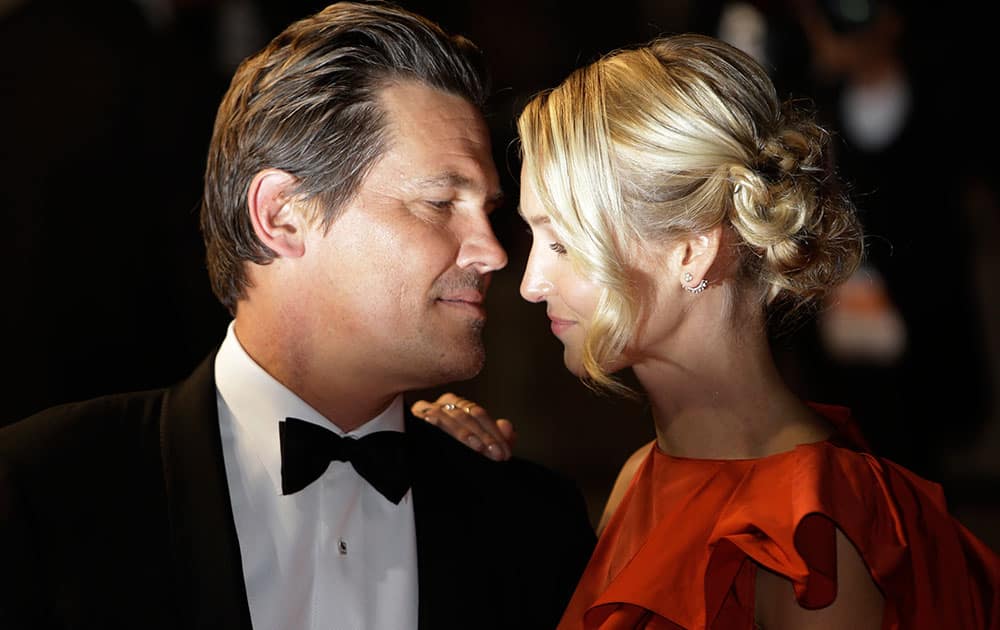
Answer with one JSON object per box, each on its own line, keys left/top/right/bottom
{"left": 2, "top": 0, "right": 998, "bottom": 547}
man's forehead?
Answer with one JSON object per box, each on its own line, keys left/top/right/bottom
{"left": 373, "top": 82, "right": 501, "bottom": 203}
{"left": 413, "top": 171, "right": 504, "bottom": 203}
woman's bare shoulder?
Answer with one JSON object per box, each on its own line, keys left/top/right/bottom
{"left": 597, "top": 440, "right": 656, "bottom": 535}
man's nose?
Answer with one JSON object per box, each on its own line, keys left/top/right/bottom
{"left": 456, "top": 218, "right": 508, "bottom": 274}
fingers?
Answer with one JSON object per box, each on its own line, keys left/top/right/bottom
{"left": 411, "top": 393, "right": 513, "bottom": 461}
{"left": 496, "top": 419, "right": 517, "bottom": 447}
{"left": 461, "top": 405, "right": 513, "bottom": 461}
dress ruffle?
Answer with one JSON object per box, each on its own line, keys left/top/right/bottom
{"left": 560, "top": 405, "right": 1000, "bottom": 629}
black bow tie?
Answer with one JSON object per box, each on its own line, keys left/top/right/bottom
{"left": 278, "top": 417, "right": 411, "bottom": 504}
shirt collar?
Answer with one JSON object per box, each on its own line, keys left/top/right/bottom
{"left": 214, "top": 321, "right": 405, "bottom": 494}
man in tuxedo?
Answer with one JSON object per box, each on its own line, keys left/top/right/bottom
{"left": 0, "top": 3, "right": 595, "bottom": 628}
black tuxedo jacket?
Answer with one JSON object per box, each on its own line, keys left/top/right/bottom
{"left": 0, "top": 353, "right": 596, "bottom": 630}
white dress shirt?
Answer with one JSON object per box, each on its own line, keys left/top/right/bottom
{"left": 215, "top": 323, "right": 418, "bottom": 630}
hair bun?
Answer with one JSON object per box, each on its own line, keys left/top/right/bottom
{"left": 758, "top": 114, "right": 825, "bottom": 179}
{"left": 728, "top": 163, "right": 806, "bottom": 249}
{"left": 729, "top": 113, "right": 861, "bottom": 306}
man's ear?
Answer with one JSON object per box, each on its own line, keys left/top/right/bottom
{"left": 247, "top": 169, "right": 307, "bottom": 258}
{"left": 677, "top": 224, "right": 723, "bottom": 290}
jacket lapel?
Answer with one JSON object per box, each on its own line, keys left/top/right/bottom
{"left": 159, "top": 351, "right": 253, "bottom": 629}
{"left": 407, "top": 415, "right": 498, "bottom": 629}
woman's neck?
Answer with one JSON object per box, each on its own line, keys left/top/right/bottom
{"left": 633, "top": 311, "right": 831, "bottom": 460}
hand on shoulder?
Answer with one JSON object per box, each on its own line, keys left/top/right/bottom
{"left": 411, "top": 393, "right": 515, "bottom": 462}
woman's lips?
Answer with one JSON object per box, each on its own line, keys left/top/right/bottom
{"left": 549, "top": 316, "right": 575, "bottom": 336}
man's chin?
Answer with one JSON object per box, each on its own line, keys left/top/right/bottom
{"left": 450, "top": 345, "right": 486, "bottom": 381}
{"left": 420, "top": 342, "right": 486, "bottom": 386}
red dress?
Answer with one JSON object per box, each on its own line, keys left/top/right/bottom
{"left": 558, "top": 405, "right": 1000, "bottom": 629}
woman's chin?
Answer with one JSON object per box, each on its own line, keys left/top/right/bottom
{"left": 562, "top": 348, "right": 630, "bottom": 380}
{"left": 561, "top": 351, "right": 586, "bottom": 378}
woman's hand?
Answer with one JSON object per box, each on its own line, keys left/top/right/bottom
{"left": 410, "top": 393, "right": 515, "bottom": 461}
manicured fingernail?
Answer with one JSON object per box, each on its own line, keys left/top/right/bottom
{"left": 486, "top": 443, "right": 504, "bottom": 461}
{"left": 467, "top": 435, "right": 484, "bottom": 450}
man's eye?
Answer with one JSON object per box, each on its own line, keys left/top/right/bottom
{"left": 549, "top": 242, "right": 567, "bottom": 255}
{"left": 426, "top": 200, "right": 454, "bottom": 211}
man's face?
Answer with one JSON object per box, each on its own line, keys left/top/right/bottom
{"left": 295, "top": 80, "right": 507, "bottom": 392}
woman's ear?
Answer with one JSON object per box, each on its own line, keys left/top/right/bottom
{"left": 247, "top": 169, "right": 307, "bottom": 258}
{"left": 677, "top": 224, "right": 722, "bottom": 292}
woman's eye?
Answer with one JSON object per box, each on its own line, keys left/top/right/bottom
{"left": 549, "top": 242, "right": 567, "bottom": 255}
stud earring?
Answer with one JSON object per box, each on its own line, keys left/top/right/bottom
{"left": 683, "top": 272, "right": 693, "bottom": 282}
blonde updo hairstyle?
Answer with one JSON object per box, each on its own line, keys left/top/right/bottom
{"left": 517, "top": 34, "right": 862, "bottom": 393}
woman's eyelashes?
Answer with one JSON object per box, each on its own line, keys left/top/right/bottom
{"left": 523, "top": 224, "right": 568, "bottom": 256}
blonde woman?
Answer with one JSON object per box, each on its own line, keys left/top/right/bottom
{"left": 418, "top": 34, "right": 999, "bottom": 629}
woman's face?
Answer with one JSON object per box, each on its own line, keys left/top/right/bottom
{"left": 518, "top": 171, "right": 602, "bottom": 376}
{"left": 518, "top": 166, "right": 701, "bottom": 379}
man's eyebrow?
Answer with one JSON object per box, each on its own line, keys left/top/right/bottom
{"left": 517, "top": 205, "right": 550, "bottom": 226}
{"left": 414, "top": 172, "right": 505, "bottom": 205}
